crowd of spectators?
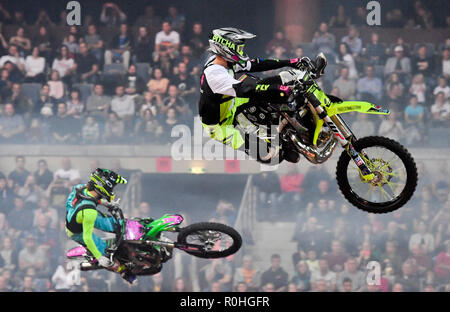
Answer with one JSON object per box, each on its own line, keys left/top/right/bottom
{"left": 0, "top": 3, "right": 202, "bottom": 145}
{"left": 325, "top": 1, "right": 446, "bottom": 29}
{"left": 0, "top": 1, "right": 448, "bottom": 147}
{"left": 249, "top": 161, "right": 450, "bottom": 292}
{"left": 263, "top": 6, "right": 449, "bottom": 147}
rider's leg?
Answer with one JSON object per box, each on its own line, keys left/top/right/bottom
{"left": 94, "top": 214, "right": 118, "bottom": 233}
{"left": 203, "top": 96, "right": 284, "bottom": 163}
{"left": 203, "top": 122, "right": 278, "bottom": 164}
{"left": 70, "top": 232, "right": 108, "bottom": 258}
{"left": 92, "top": 214, "right": 125, "bottom": 272}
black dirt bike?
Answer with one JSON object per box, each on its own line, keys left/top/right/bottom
{"left": 238, "top": 53, "right": 417, "bottom": 214}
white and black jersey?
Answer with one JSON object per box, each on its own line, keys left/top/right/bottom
{"left": 198, "top": 55, "right": 294, "bottom": 125}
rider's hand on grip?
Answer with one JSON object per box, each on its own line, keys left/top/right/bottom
{"left": 299, "top": 57, "right": 314, "bottom": 71}
{"left": 103, "top": 198, "right": 121, "bottom": 212}
{"left": 109, "top": 198, "right": 121, "bottom": 209}
{"left": 290, "top": 57, "right": 312, "bottom": 70}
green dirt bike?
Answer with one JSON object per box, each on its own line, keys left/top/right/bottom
{"left": 66, "top": 205, "right": 242, "bottom": 276}
{"left": 240, "top": 53, "right": 417, "bottom": 213}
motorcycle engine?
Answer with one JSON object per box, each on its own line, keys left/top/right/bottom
{"left": 241, "top": 103, "right": 279, "bottom": 127}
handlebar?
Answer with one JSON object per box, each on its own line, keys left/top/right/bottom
{"left": 298, "top": 57, "right": 316, "bottom": 73}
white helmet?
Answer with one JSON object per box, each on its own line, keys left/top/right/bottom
{"left": 208, "top": 27, "right": 256, "bottom": 64}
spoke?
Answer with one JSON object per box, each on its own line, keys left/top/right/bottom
{"left": 384, "top": 181, "right": 405, "bottom": 187}
{"left": 384, "top": 180, "right": 405, "bottom": 196}
{"left": 378, "top": 184, "right": 394, "bottom": 201}
{"left": 384, "top": 167, "right": 404, "bottom": 175}
{"left": 365, "top": 186, "right": 372, "bottom": 198}
{"left": 366, "top": 185, "right": 375, "bottom": 200}
{"left": 379, "top": 161, "right": 393, "bottom": 171}
{"left": 384, "top": 181, "right": 396, "bottom": 194}
{"left": 189, "top": 231, "right": 225, "bottom": 245}
{"left": 386, "top": 155, "right": 400, "bottom": 166}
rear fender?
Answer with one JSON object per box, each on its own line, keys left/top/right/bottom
{"left": 66, "top": 246, "right": 87, "bottom": 259}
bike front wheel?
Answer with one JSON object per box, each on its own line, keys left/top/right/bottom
{"left": 336, "top": 136, "right": 418, "bottom": 213}
{"left": 177, "top": 222, "right": 242, "bottom": 258}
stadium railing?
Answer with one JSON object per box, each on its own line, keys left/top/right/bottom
{"left": 234, "top": 174, "right": 257, "bottom": 263}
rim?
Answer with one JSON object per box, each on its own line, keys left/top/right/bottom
{"left": 346, "top": 146, "right": 408, "bottom": 205}
{"left": 185, "top": 230, "right": 234, "bottom": 252}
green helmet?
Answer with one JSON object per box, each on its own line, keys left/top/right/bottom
{"left": 208, "top": 27, "right": 256, "bottom": 64}
{"left": 88, "top": 168, "right": 127, "bottom": 202}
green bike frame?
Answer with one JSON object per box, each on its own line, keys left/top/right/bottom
{"left": 142, "top": 214, "right": 183, "bottom": 240}
{"left": 303, "top": 79, "right": 389, "bottom": 182}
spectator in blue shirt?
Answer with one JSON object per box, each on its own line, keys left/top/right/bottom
{"left": 357, "top": 65, "right": 383, "bottom": 102}
{"left": 404, "top": 95, "right": 425, "bottom": 125}
{"left": 404, "top": 95, "right": 425, "bottom": 145}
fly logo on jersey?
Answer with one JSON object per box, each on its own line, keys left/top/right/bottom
{"left": 256, "top": 84, "right": 269, "bottom": 92}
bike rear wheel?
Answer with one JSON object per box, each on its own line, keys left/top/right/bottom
{"left": 336, "top": 136, "right": 417, "bottom": 213}
{"left": 177, "top": 222, "right": 242, "bottom": 258}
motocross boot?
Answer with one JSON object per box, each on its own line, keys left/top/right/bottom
{"left": 121, "top": 270, "right": 137, "bottom": 284}
{"left": 104, "top": 239, "right": 126, "bottom": 273}
{"left": 159, "top": 234, "right": 174, "bottom": 263}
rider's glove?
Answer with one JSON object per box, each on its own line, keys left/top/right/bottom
{"left": 102, "top": 197, "right": 121, "bottom": 211}
{"left": 109, "top": 198, "right": 121, "bottom": 210}
{"left": 289, "top": 58, "right": 302, "bottom": 69}
{"left": 289, "top": 57, "right": 313, "bottom": 71}
{"left": 98, "top": 256, "right": 113, "bottom": 268}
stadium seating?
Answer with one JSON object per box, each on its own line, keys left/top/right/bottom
{"left": 135, "top": 62, "right": 151, "bottom": 82}
{"left": 20, "top": 83, "right": 42, "bottom": 105}
{"left": 72, "top": 83, "right": 93, "bottom": 102}
{"left": 103, "top": 63, "right": 126, "bottom": 75}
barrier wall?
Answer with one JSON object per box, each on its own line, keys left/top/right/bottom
{"left": 0, "top": 144, "right": 448, "bottom": 177}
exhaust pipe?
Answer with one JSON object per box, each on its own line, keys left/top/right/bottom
{"left": 290, "top": 134, "right": 337, "bottom": 164}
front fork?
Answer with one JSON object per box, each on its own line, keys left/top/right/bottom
{"left": 304, "top": 87, "right": 375, "bottom": 182}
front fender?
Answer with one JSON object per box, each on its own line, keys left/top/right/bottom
{"left": 144, "top": 214, "right": 184, "bottom": 240}
{"left": 326, "top": 101, "right": 390, "bottom": 116}
{"left": 312, "top": 100, "right": 389, "bottom": 145}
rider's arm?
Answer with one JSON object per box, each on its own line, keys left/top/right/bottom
{"left": 80, "top": 208, "right": 103, "bottom": 260}
{"left": 205, "top": 65, "right": 290, "bottom": 103}
{"left": 235, "top": 58, "right": 300, "bottom": 73}
{"left": 232, "top": 74, "right": 290, "bottom": 102}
